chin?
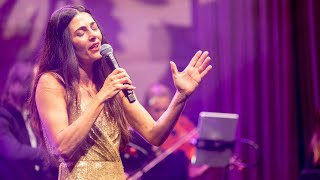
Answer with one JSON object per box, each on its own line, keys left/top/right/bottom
{"left": 95, "top": 53, "right": 103, "bottom": 59}
{"left": 91, "top": 54, "right": 102, "bottom": 61}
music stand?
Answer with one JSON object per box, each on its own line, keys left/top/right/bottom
{"left": 192, "top": 112, "right": 238, "bottom": 167}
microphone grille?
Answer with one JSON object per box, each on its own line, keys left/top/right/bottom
{"left": 100, "top": 44, "right": 113, "bottom": 56}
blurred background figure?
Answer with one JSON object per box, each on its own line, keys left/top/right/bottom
{"left": 0, "top": 61, "right": 58, "bottom": 180}
{"left": 299, "top": 107, "right": 320, "bottom": 180}
{"left": 145, "top": 82, "right": 196, "bottom": 161}
{"left": 307, "top": 108, "right": 320, "bottom": 169}
{"left": 122, "top": 82, "right": 196, "bottom": 180}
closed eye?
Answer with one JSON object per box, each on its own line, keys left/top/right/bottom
{"left": 91, "top": 22, "right": 98, "bottom": 30}
{"left": 74, "top": 21, "right": 98, "bottom": 36}
{"left": 76, "top": 30, "right": 85, "bottom": 37}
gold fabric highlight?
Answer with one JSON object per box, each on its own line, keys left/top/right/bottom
{"left": 43, "top": 95, "right": 125, "bottom": 180}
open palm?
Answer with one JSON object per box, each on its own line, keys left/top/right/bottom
{"left": 170, "top": 51, "right": 212, "bottom": 97}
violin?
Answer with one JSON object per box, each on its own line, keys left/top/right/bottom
{"left": 160, "top": 115, "right": 196, "bottom": 160}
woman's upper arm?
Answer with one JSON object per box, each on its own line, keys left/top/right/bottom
{"left": 35, "top": 73, "right": 69, "bottom": 146}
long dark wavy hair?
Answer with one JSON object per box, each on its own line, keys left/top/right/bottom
{"left": 29, "top": 5, "right": 130, "bottom": 157}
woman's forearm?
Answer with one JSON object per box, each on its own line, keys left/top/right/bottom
{"left": 51, "top": 95, "right": 105, "bottom": 158}
{"left": 148, "top": 91, "right": 188, "bottom": 146}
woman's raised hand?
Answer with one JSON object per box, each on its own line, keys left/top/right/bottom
{"left": 170, "top": 50, "right": 212, "bottom": 97}
{"left": 99, "top": 68, "right": 135, "bottom": 102}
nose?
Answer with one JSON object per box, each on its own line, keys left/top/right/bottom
{"left": 88, "top": 30, "right": 97, "bottom": 42}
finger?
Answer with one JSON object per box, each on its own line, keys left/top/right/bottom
{"left": 113, "top": 71, "right": 131, "bottom": 80}
{"left": 115, "top": 83, "right": 136, "bottom": 90}
{"left": 198, "top": 57, "right": 211, "bottom": 73}
{"left": 111, "top": 74, "right": 133, "bottom": 85}
{"left": 200, "top": 65, "right": 213, "bottom": 79}
{"left": 122, "top": 84, "right": 136, "bottom": 90}
{"left": 110, "top": 68, "right": 126, "bottom": 76}
{"left": 188, "top": 50, "right": 202, "bottom": 67}
{"left": 120, "top": 76, "right": 133, "bottom": 85}
{"left": 195, "top": 51, "right": 209, "bottom": 68}
{"left": 170, "top": 61, "right": 179, "bottom": 75}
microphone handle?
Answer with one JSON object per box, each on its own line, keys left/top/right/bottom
{"left": 123, "top": 88, "right": 136, "bottom": 103}
{"left": 106, "top": 53, "right": 136, "bottom": 103}
{"left": 108, "top": 53, "right": 120, "bottom": 68}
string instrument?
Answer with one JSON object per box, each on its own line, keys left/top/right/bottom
{"left": 160, "top": 115, "right": 197, "bottom": 160}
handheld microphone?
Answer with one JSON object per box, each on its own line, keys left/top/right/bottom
{"left": 100, "top": 44, "right": 136, "bottom": 103}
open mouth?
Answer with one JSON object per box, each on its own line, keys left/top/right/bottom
{"left": 89, "top": 42, "right": 99, "bottom": 50}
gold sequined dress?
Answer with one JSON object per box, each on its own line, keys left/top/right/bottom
{"left": 43, "top": 90, "right": 126, "bottom": 180}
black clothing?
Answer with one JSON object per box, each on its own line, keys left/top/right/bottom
{"left": 0, "top": 104, "right": 57, "bottom": 180}
{"left": 122, "top": 131, "right": 189, "bottom": 180}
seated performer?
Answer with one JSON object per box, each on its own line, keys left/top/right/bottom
{"left": 122, "top": 82, "right": 196, "bottom": 180}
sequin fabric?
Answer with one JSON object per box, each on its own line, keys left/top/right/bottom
{"left": 42, "top": 85, "right": 126, "bottom": 180}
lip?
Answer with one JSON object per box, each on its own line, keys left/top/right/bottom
{"left": 89, "top": 42, "right": 100, "bottom": 51}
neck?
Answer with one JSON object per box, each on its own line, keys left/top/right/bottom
{"left": 79, "top": 65, "right": 94, "bottom": 87}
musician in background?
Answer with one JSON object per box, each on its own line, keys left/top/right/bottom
{"left": 145, "top": 82, "right": 196, "bottom": 160}
{"left": 122, "top": 82, "right": 195, "bottom": 180}
{"left": 306, "top": 107, "right": 320, "bottom": 169}
{"left": 0, "top": 61, "right": 58, "bottom": 180}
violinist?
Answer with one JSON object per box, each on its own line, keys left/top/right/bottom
{"left": 122, "top": 82, "right": 194, "bottom": 180}
{"left": 145, "top": 82, "right": 196, "bottom": 160}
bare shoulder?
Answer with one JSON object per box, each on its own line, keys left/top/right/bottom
{"left": 36, "top": 72, "right": 66, "bottom": 95}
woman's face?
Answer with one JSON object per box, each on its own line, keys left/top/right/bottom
{"left": 68, "top": 12, "right": 103, "bottom": 65}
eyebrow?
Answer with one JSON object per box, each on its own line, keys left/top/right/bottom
{"left": 74, "top": 21, "right": 96, "bottom": 32}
